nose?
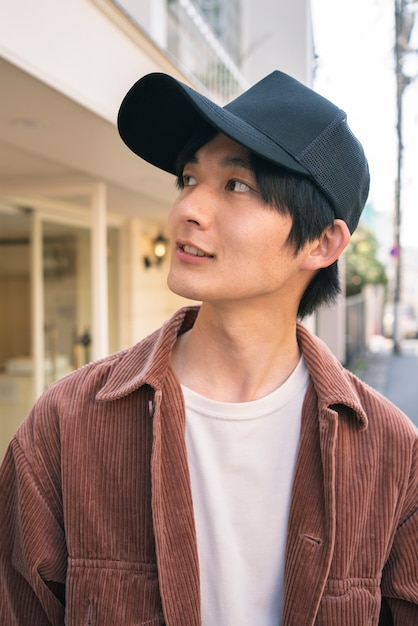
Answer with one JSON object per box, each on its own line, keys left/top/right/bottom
{"left": 171, "top": 184, "right": 214, "bottom": 229}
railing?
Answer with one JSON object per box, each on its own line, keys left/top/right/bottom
{"left": 111, "top": 0, "right": 248, "bottom": 103}
{"left": 166, "top": 0, "right": 248, "bottom": 102}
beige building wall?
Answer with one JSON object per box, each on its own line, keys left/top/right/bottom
{"left": 118, "top": 217, "right": 193, "bottom": 349}
{"left": 241, "top": 0, "right": 313, "bottom": 85}
{"left": 0, "top": 0, "right": 319, "bottom": 459}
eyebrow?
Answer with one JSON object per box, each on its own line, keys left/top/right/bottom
{"left": 219, "top": 155, "right": 253, "bottom": 170}
{"left": 181, "top": 154, "right": 252, "bottom": 170}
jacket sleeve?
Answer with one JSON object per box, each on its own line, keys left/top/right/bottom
{"left": 380, "top": 437, "right": 418, "bottom": 625}
{"left": 0, "top": 434, "right": 66, "bottom": 625}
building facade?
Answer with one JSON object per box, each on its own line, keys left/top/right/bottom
{"left": 0, "top": 0, "right": 314, "bottom": 457}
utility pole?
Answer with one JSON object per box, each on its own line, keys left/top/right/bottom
{"left": 393, "top": 0, "right": 418, "bottom": 353}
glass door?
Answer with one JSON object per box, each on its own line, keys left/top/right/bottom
{"left": 0, "top": 208, "right": 32, "bottom": 459}
{"left": 42, "top": 221, "right": 92, "bottom": 388}
{"left": 0, "top": 199, "right": 119, "bottom": 461}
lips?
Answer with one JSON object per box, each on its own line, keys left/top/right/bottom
{"left": 178, "top": 242, "right": 214, "bottom": 258}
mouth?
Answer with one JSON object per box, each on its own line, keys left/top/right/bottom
{"left": 178, "top": 243, "right": 214, "bottom": 258}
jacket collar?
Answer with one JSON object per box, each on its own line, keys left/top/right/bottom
{"left": 97, "top": 306, "right": 368, "bottom": 429}
{"left": 96, "top": 307, "right": 199, "bottom": 401}
{"left": 296, "top": 322, "right": 368, "bottom": 430}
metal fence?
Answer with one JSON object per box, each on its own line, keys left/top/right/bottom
{"left": 166, "top": 0, "right": 248, "bottom": 102}
{"left": 345, "top": 293, "right": 367, "bottom": 367}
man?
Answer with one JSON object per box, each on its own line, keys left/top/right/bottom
{"left": 0, "top": 71, "right": 417, "bottom": 626}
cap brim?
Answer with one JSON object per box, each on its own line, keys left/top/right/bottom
{"left": 117, "top": 73, "right": 309, "bottom": 177}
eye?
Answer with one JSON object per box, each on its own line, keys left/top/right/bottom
{"left": 227, "top": 179, "right": 252, "bottom": 193}
{"left": 177, "top": 173, "right": 197, "bottom": 189}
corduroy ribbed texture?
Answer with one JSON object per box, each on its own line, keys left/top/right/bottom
{"left": 0, "top": 306, "right": 417, "bottom": 625}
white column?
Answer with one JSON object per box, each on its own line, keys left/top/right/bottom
{"left": 315, "top": 298, "right": 346, "bottom": 363}
{"left": 150, "top": 0, "right": 167, "bottom": 48}
{"left": 31, "top": 210, "right": 45, "bottom": 399}
{"left": 91, "top": 183, "right": 109, "bottom": 360}
{"left": 315, "top": 254, "right": 347, "bottom": 363}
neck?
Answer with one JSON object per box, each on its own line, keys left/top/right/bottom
{"left": 171, "top": 303, "right": 301, "bottom": 402}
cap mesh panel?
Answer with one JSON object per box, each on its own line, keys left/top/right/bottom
{"left": 298, "top": 111, "right": 369, "bottom": 231}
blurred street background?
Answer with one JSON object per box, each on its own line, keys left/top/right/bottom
{"left": 1, "top": 0, "right": 418, "bottom": 459}
{"left": 314, "top": 0, "right": 418, "bottom": 431}
{"left": 354, "top": 336, "right": 418, "bottom": 427}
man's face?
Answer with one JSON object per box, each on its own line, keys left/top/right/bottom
{"left": 167, "top": 133, "right": 315, "bottom": 312}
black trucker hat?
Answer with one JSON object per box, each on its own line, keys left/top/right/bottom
{"left": 118, "top": 70, "right": 370, "bottom": 233}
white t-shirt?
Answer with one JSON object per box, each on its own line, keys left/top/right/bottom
{"left": 183, "top": 357, "right": 310, "bottom": 626}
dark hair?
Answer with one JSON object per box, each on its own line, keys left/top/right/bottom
{"left": 175, "top": 131, "right": 341, "bottom": 319}
{"left": 250, "top": 153, "right": 340, "bottom": 318}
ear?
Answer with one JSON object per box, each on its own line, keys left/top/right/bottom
{"left": 301, "top": 219, "right": 351, "bottom": 271}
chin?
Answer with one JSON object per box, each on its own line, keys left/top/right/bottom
{"left": 167, "top": 275, "right": 202, "bottom": 302}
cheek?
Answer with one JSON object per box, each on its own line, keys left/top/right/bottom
{"left": 240, "top": 222, "right": 288, "bottom": 259}
{"left": 167, "top": 204, "right": 180, "bottom": 236}
{"left": 229, "top": 236, "right": 281, "bottom": 279}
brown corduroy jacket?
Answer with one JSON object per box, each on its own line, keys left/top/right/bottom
{"left": 1, "top": 306, "right": 417, "bottom": 626}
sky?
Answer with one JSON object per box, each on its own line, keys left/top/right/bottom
{"left": 311, "top": 0, "right": 418, "bottom": 252}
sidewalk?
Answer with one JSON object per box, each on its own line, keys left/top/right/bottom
{"left": 353, "top": 336, "right": 418, "bottom": 427}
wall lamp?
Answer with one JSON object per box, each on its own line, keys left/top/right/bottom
{"left": 144, "top": 233, "right": 169, "bottom": 268}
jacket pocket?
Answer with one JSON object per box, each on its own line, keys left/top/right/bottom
{"left": 315, "top": 577, "right": 381, "bottom": 626}
{"left": 66, "top": 557, "right": 165, "bottom": 626}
